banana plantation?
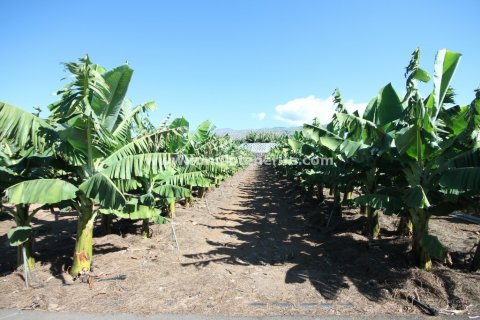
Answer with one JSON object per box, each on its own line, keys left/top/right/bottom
{"left": 0, "top": 49, "right": 479, "bottom": 316}
{"left": 0, "top": 56, "right": 252, "bottom": 277}
{"left": 266, "top": 48, "right": 480, "bottom": 272}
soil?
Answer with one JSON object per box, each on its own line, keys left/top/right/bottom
{"left": 0, "top": 164, "right": 479, "bottom": 316}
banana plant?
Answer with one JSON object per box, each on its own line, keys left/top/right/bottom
{"left": 438, "top": 90, "right": 480, "bottom": 271}
{"left": 2, "top": 179, "right": 78, "bottom": 269}
{"left": 333, "top": 84, "right": 404, "bottom": 237}
{"left": 181, "top": 120, "right": 247, "bottom": 195}
{"left": 150, "top": 167, "right": 210, "bottom": 218}
{"left": 0, "top": 141, "right": 66, "bottom": 268}
{"left": 392, "top": 48, "right": 462, "bottom": 270}
{"left": 0, "top": 56, "right": 178, "bottom": 277}
{"left": 267, "top": 48, "right": 477, "bottom": 272}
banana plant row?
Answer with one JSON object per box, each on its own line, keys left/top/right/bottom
{"left": 0, "top": 56, "right": 253, "bottom": 277}
{"left": 266, "top": 48, "right": 480, "bottom": 271}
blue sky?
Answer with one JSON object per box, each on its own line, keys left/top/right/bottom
{"left": 1, "top": 0, "right": 479, "bottom": 129}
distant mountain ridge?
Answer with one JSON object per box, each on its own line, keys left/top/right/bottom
{"left": 215, "top": 127, "right": 301, "bottom": 139}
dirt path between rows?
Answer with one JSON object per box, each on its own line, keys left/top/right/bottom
{"left": 0, "top": 164, "right": 479, "bottom": 316}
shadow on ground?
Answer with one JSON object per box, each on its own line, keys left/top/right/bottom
{"left": 183, "top": 165, "right": 424, "bottom": 302}
{"left": 0, "top": 211, "right": 129, "bottom": 278}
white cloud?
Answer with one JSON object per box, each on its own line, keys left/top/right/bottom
{"left": 273, "top": 95, "right": 367, "bottom": 126}
{"left": 252, "top": 112, "right": 267, "bottom": 121}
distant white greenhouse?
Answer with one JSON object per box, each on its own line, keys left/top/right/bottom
{"left": 241, "top": 143, "right": 277, "bottom": 154}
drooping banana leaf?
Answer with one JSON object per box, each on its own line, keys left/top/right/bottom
{"left": 5, "top": 179, "right": 78, "bottom": 205}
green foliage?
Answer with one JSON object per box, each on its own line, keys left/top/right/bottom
{"left": 421, "top": 234, "right": 446, "bottom": 260}
{"left": 7, "top": 226, "right": 32, "bottom": 246}
{"left": 0, "top": 54, "right": 253, "bottom": 277}
{"left": 237, "top": 131, "right": 287, "bottom": 143}
{"left": 266, "top": 48, "right": 479, "bottom": 270}
{"left": 5, "top": 179, "right": 78, "bottom": 205}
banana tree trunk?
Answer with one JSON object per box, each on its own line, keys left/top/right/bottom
{"left": 333, "top": 188, "right": 341, "bottom": 215}
{"left": 359, "top": 205, "right": 366, "bottom": 215}
{"left": 197, "top": 187, "right": 205, "bottom": 198}
{"left": 168, "top": 201, "right": 176, "bottom": 218}
{"left": 184, "top": 187, "right": 192, "bottom": 208}
{"left": 101, "top": 214, "right": 113, "bottom": 235}
{"left": 317, "top": 184, "right": 324, "bottom": 201}
{"left": 141, "top": 219, "right": 149, "bottom": 239}
{"left": 411, "top": 209, "right": 432, "bottom": 271}
{"left": 307, "top": 186, "right": 315, "bottom": 201}
{"left": 470, "top": 240, "right": 480, "bottom": 272}
{"left": 14, "top": 204, "right": 35, "bottom": 270}
{"left": 365, "top": 206, "right": 380, "bottom": 238}
{"left": 185, "top": 196, "right": 192, "bottom": 207}
{"left": 71, "top": 197, "right": 96, "bottom": 277}
{"left": 51, "top": 206, "right": 59, "bottom": 222}
{"left": 343, "top": 191, "right": 353, "bottom": 202}
{"left": 397, "top": 216, "right": 413, "bottom": 236}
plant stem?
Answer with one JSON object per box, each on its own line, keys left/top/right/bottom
{"left": 14, "top": 204, "right": 35, "bottom": 269}
{"left": 365, "top": 206, "right": 380, "bottom": 238}
{"left": 71, "top": 197, "right": 96, "bottom": 277}
{"left": 185, "top": 196, "right": 192, "bottom": 207}
{"left": 411, "top": 209, "right": 432, "bottom": 271}
{"left": 317, "top": 184, "right": 324, "bottom": 201}
{"left": 470, "top": 240, "right": 480, "bottom": 272}
{"left": 359, "top": 205, "right": 366, "bottom": 215}
{"left": 343, "top": 191, "right": 353, "bottom": 202}
{"left": 141, "top": 219, "right": 149, "bottom": 239}
{"left": 397, "top": 216, "right": 413, "bottom": 236}
{"left": 307, "top": 186, "right": 315, "bottom": 200}
{"left": 333, "top": 188, "right": 341, "bottom": 215}
{"left": 101, "top": 214, "right": 113, "bottom": 234}
{"left": 197, "top": 187, "right": 205, "bottom": 198}
{"left": 168, "top": 201, "right": 176, "bottom": 218}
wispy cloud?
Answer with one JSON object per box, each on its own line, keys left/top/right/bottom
{"left": 274, "top": 95, "right": 367, "bottom": 126}
{"left": 252, "top": 111, "right": 267, "bottom": 121}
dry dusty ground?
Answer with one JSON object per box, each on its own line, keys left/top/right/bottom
{"left": 0, "top": 164, "right": 479, "bottom": 317}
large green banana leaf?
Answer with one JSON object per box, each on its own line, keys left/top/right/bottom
{"left": 91, "top": 64, "right": 134, "bottom": 130}
{"left": 104, "top": 153, "right": 179, "bottom": 179}
{"left": 0, "top": 102, "right": 55, "bottom": 150}
{"left": 425, "top": 49, "right": 462, "bottom": 120}
{"left": 362, "top": 83, "right": 404, "bottom": 127}
{"left": 100, "top": 202, "right": 159, "bottom": 220}
{"left": 354, "top": 193, "right": 403, "bottom": 214}
{"left": 440, "top": 168, "right": 480, "bottom": 192}
{"left": 5, "top": 179, "right": 78, "bottom": 204}
{"left": 153, "top": 185, "right": 191, "bottom": 199}
{"left": 80, "top": 173, "right": 126, "bottom": 208}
